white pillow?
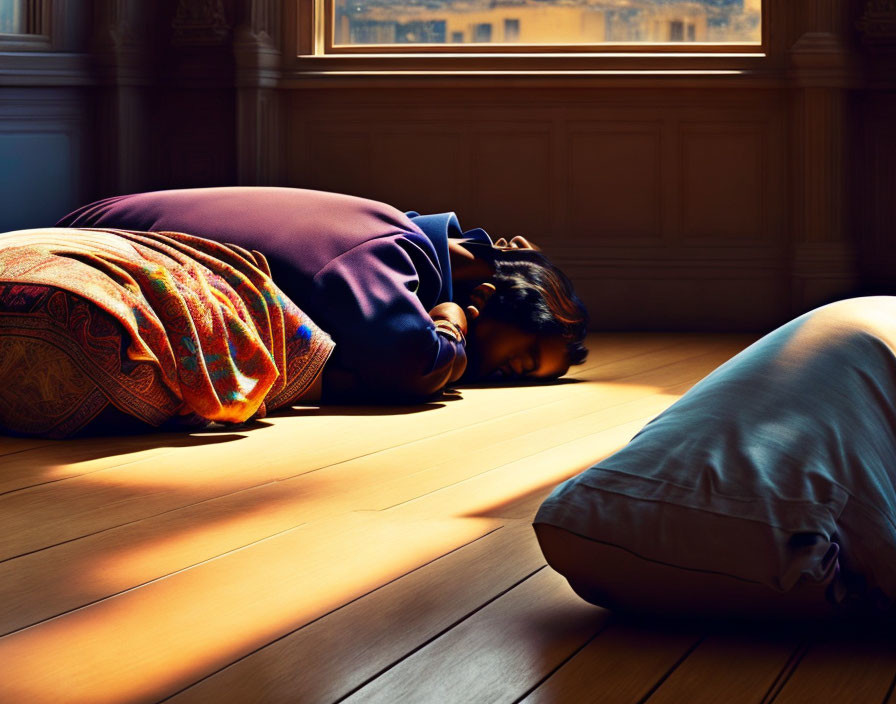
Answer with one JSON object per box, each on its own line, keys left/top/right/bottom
{"left": 536, "top": 297, "right": 896, "bottom": 617}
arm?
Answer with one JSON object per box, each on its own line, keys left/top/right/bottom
{"left": 312, "top": 236, "right": 466, "bottom": 402}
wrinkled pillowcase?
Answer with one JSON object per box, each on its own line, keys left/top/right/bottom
{"left": 535, "top": 297, "right": 896, "bottom": 618}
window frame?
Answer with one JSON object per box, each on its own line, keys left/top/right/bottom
{"left": 292, "top": 0, "right": 780, "bottom": 75}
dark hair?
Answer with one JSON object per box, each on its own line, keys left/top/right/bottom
{"left": 460, "top": 243, "right": 589, "bottom": 366}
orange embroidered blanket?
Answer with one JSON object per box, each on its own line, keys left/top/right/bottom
{"left": 0, "top": 228, "right": 334, "bottom": 437}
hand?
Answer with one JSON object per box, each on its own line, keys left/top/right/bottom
{"left": 429, "top": 301, "right": 469, "bottom": 337}
{"left": 494, "top": 235, "right": 539, "bottom": 251}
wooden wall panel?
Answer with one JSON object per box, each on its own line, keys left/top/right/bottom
{"left": 371, "top": 129, "right": 464, "bottom": 214}
{"left": 303, "top": 127, "right": 373, "bottom": 197}
{"left": 567, "top": 125, "right": 662, "bottom": 242}
{"left": 469, "top": 129, "right": 552, "bottom": 238}
{"left": 680, "top": 125, "right": 766, "bottom": 241}
{"left": 857, "top": 92, "right": 896, "bottom": 292}
{"left": 283, "top": 88, "right": 792, "bottom": 331}
{"left": 571, "top": 269, "right": 787, "bottom": 330}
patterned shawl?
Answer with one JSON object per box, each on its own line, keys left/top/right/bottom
{"left": 0, "top": 227, "right": 334, "bottom": 436}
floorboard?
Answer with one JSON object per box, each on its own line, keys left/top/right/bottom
{"left": 647, "top": 631, "right": 801, "bottom": 704}
{"left": 6, "top": 333, "right": 878, "bottom": 704}
{"left": 521, "top": 623, "right": 700, "bottom": 704}
{"left": 339, "top": 567, "right": 609, "bottom": 704}
{"left": 773, "top": 637, "right": 896, "bottom": 704}
{"left": 171, "top": 522, "right": 546, "bottom": 704}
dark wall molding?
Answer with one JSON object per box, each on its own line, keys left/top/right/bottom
{"left": 857, "top": 0, "right": 896, "bottom": 46}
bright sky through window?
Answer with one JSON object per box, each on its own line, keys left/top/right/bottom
{"left": 334, "top": 0, "right": 762, "bottom": 46}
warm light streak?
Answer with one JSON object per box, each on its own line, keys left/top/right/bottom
{"left": 0, "top": 515, "right": 498, "bottom": 704}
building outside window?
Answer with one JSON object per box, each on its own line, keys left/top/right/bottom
{"left": 331, "top": 0, "right": 761, "bottom": 47}
{"left": 504, "top": 17, "right": 520, "bottom": 42}
{"left": 473, "top": 22, "right": 492, "bottom": 42}
{"left": 670, "top": 19, "right": 684, "bottom": 41}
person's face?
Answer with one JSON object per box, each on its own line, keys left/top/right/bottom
{"left": 462, "top": 316, "right": 570, "bottom": 383}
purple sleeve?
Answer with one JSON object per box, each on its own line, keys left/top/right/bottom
{"left": 312, "top": 235, "right": 465, "bottom": 400}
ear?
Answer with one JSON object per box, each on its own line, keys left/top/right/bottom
{"left": 467, "top": 282, "right": 497, "bottom": 317}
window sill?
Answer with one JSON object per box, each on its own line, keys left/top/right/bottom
{"left": 294, "top": 51, "right": 770, "bottom": 72}
{"left": 284, "top": 52, "right": 781, "bottom": 88}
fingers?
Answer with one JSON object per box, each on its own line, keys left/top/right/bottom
{"left": 465, "top": 305, "right": 480, "bottom": 320}
{"left": 494, "top": 235, "right": 540, "bottom": 251}
{"left": 510, "top": 235, "right": 538, "bottom": 251}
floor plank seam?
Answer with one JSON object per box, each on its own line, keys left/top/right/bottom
{"left": 330, "top": 566, "right": 550, "bottom": 704}
{"left": 0, "top": 520, "right": 312, "bottom": 640}
{"left": 0, "top": 443, "right": 54, "bottom": 459}
{"left": 509, "top": 619, "right": 612, "bottom": 704}
{"left": 0, "top": 449, "right": 188, "bottom": 498}
{"left": 635, "top": 634, "right": 705, "bottom": 704}
{"left": 155, "top": 525, "right": 515, "bottom": 704}
{"left": 761, "top": 641, "right": 811, "bottom": 704}
{"left": 0, "top": 473, "right": 296, "bottom": 566}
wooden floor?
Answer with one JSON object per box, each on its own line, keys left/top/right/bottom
{"left": 2, "top": 333, "right": 895, "bottom": 704}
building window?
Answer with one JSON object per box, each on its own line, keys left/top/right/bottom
{"left": 473, "top": 22, "right": 492, "bottom": 43}
{"left": 504, "top": 18, "right": 520, "bottom": 42}
{"left": 670, "top": 20, "right": 684, "bottom": 41}
{"left": 329, "top": 0, "right": 761, "bottom": 48}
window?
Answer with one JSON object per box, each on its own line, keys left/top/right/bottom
{"left": 327, "top": 0, "right": 762, "bottom": 49}
{"left": 504, "top": 18, "right": 520, "bottom": 43}
{"left": 670, "top": 20, "right": 684, "bottom": 42}
{"left": 473, "top": 22, "right": 492, "bottom": 43}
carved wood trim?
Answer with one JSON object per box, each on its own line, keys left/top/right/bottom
{"left": 857, "top": 0, "right": 896, "bottom": 46}
{"left": 171, "top": 0, "right": 232, "bottom": 47}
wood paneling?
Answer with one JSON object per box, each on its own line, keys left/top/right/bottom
{"left": 282, "top": 90, "right": 791, "bottom": 330}
{"left": 567, "top": 124, "right": 662, "bottom": 241}
{"left": 470, "top": 128, "right": 553, "bottom": 237}
{"left": 371, "top": 129, "right": 464, "bottom": 213}
{"left": 680, "top": 124, "right": 766, "bottom": 241}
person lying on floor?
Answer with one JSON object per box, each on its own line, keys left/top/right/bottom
{"left": 57, "top": 187, "right": 589, "bottom": 402}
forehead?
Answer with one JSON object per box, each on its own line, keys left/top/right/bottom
{"left": 532, "top": 335, "right": 571, "bottom": 379}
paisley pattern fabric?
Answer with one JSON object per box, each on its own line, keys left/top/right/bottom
{"left": 0, "top": 228, "right": 334, "bottom": 438}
